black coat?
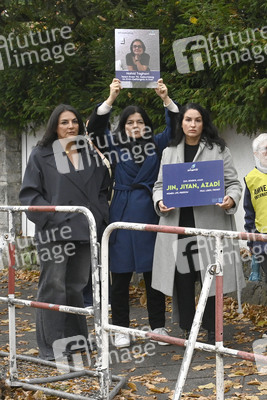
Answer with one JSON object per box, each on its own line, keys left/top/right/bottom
{"left": 19, "top": 142, "right": 110, "bottom": 242}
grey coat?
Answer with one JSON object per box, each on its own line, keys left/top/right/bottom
{"left": 19, "top": 144, "right": 110, "bottom": 242}
{"left": 152, "top": 138, "right": 246, "bottom": 310}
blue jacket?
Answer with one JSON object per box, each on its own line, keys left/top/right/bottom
{"left": 87, "top": 107, "right": 176, "bottom": 272}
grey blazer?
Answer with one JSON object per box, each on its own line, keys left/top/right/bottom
{"left": 19, "top": 143, "right": 110, "bottom": 242}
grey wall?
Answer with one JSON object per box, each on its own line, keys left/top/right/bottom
{"left": 0, "top": 131, "right": 21, "bottom": 235}
{"left": 222, "top": 128, "right": 255, "bottom": 233}
{"left": 0, "top": 130, "right": 22, "bottom": 268}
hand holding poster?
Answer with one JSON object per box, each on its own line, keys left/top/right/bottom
{"left": 115, "top": 29, "right": 160, "bottom": 88}
{"left": 163, "top": 160, "right": 225, "bottom": 208}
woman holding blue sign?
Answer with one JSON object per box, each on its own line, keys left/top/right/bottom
{"left": 152, "top": 103, "right": 245, "bottom": 344}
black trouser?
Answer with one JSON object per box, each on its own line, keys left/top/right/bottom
{"left": 174, "top": 268, "right": 215, "bottom": 332}
{"left": 111, "top": 271, "right": 166, "bottom": 330}
{"left": 257, "top": 254, "right": 267, "bottom": 283}
{"left": 36, "top": 241, "right": 90, "bottom": 360}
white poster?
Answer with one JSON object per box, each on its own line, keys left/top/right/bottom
{"left": 115, "top": 29, "right": 160, "bottom": 88}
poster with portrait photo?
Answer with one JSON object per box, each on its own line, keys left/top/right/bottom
{"left": 115, "top": 29, "right": 160, "bottom": 88}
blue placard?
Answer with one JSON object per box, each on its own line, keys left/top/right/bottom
{"left": 116, "top": 70, "right": 160, "bottom": 84}
{"left": 163, "top": 160, "right": 225, "bottom": 208}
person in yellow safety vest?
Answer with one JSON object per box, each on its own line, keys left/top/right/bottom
{"left": 244, "top": 133, "right": 267, "bottom": 290}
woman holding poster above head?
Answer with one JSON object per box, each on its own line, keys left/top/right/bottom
{"left": 126, "top": 39, "right": 150, "bottom": 72}
{"left": 87, "top": 78, "right": 179, "bottom": 348}
{"left": 152, "top": 103, "right": 245, "bottom": 344}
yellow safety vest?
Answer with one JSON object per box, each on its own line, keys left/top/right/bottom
{"left": 245, "top": 168, "right": 267, "bottom": 233}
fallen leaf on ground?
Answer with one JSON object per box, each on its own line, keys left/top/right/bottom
{"left": 193, "top": 363, "right": 216, "bottom": 371}
{"left": 127, "top": 382, "right": 137, "bottom": 391}
{"left": 198, "top": 382, "right": 215, "bottom": 390}
{"left": 171, "top": 354, "right": 183, "bottom": 360}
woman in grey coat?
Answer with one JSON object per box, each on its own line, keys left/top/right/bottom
{"left": 19, "top": 104, "right": 110, "bottom": 360}
{"left": 152, "top": 103, "right": 245, "bottom": 344}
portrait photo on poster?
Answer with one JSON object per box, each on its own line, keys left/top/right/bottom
{"left": 115, "top": 28, "right": 160, "bottom": 89}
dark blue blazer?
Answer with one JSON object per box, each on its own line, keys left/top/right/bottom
{"left": 87, "top": 107, "right": 177, "bottom": 273}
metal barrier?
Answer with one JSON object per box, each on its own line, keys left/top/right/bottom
{"left": 100, "top": 222, "right": 267, "bottom": 400}
{"left": 0, "top": 205, "right": 126, "bottom": 400}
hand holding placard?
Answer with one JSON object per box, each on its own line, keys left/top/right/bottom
{"left": 155, "top": 78, "right": 171, "bottom": 105}
{"left": 158, "top": 199, "right": 175, "bottom": 213}
{"left": 106, "top": 78, "right": 122, "bottom": 106}
{"left": 216, "top": 195, "right": 235, "bottom": 209}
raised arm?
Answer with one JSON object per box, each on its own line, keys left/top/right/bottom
{"left": 153, "top": 79, "right": 179, "bottom": 151}
{"left": 87, "top": 79, "right": 122, "bottom": 147}
{"left": 105, "top": 78, "right": 122, "bottom": 107}
{"left": 155, "top": 78, "right": 171, "bottom": 105}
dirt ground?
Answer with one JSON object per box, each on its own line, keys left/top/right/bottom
{"left": 0, "top": 268, "right": 266, "bottom": 400}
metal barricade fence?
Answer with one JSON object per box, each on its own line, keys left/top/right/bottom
{"left": 0, "top": 205, "right": 126, "bottom": 400}
{"left": 100, "top": 222, "right": 267, "bottom": 400}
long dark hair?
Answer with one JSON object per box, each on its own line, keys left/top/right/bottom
{"left": 111, "top": 105, "right": 157, "bottom": 163}
{"left": 115, "top": 105, "right": 154, "bottom": 145}
{"left": 38, "top": 104, "right": 85, "bottom": 147}
{"left": 170, "top": 103, "right": 226, "bottom": 151}
{"left": 130, "top": 39, "right": 146, "bottom": 54}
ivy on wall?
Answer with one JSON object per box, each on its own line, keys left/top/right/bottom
{"left": 0, "top": 0, "right": 266, "bottom": 135}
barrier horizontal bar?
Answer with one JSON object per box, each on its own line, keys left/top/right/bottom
{"left": 0, "top": 205, "right": 117, "bottom": 400}
{"left": 0, "top": 297, "right": 94, "bottom": 315}
{"left": 0, "top": 351, "right": 99, "bottom": 373}
{"left": 103, "top": 323, "right": 267, "bottom": 364}
{"left": 0, "top": 205, "right": 93, "bottom": 213}
{"left": 0, "top": 349, "right": 126, "bottom": 400}
{"left": 8, "top": 382, "right": 102, "bottom": 400}
{"left": 103, "top": 221, "right": 267, "bottom": 242}
{"left": 100, "top": 221, "right": 267, "bottom": 400}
